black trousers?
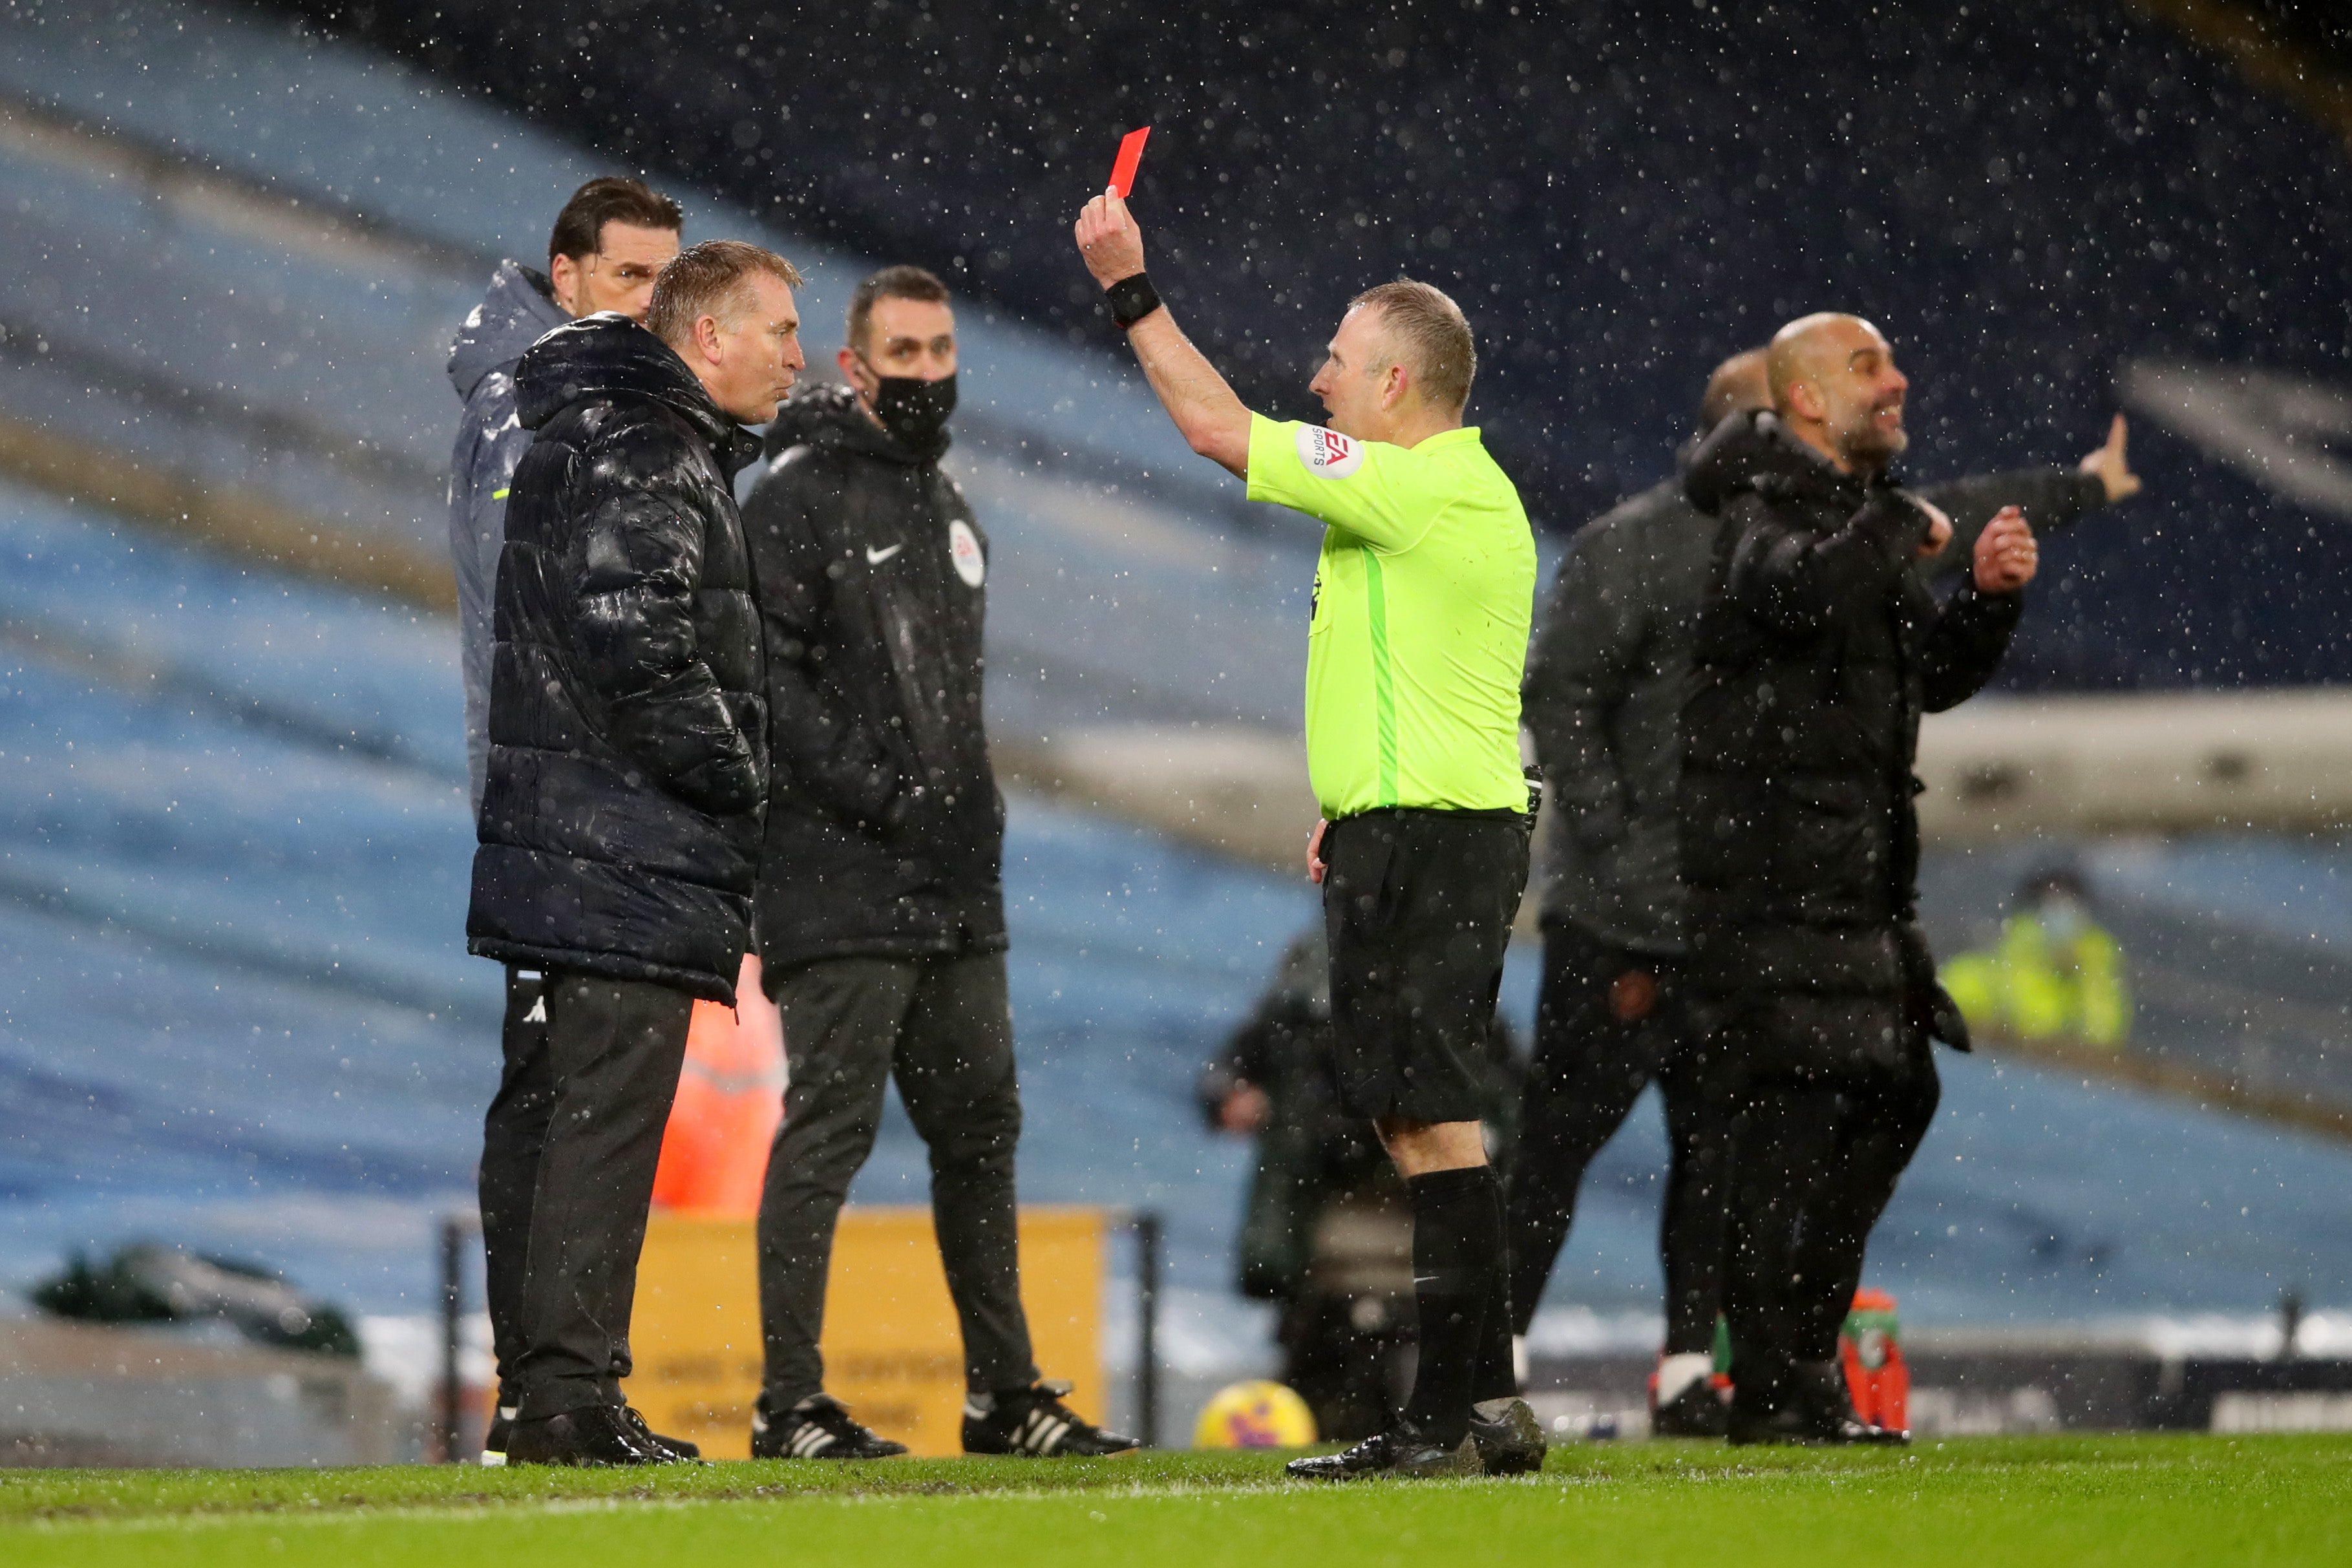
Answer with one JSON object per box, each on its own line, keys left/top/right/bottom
{"left": 756, "top": 951, "right": 1038, "bottom": 1408}
{"left": 511, "top": 971, "right": 695, "bottom": 1419}
{"left": 478, "top": 965, "right": 553, "bottom": 1408}
{"left": 1505, "top": 925, "right": 1733, "bottom": 1353}
{"left": 1719, "top": 1016, "right": 1940, "bottom": 1409}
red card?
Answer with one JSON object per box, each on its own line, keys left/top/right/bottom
{"left": 1107, "top": 126, "right": 1150, "bottom": 199}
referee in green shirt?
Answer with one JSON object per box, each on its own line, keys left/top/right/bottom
{"left": 1075, "top": 191, "right": 1542, "bottom": 1479}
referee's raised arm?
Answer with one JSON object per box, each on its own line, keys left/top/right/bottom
{"left": 1073, "top": 189, "right": 1251, "bottom": 474}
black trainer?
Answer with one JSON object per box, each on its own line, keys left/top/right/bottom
{"left": 1727, "top": 1361, "right": 1907, "bottom": 1447}
{"left": 620, "top": 1406, "right": 705, "bottom": 1463}
{"left": 1285, "top": 1424, "right": 1476, "bottom": 1481}
{"left": 479, "top": 1403, "right": 517, "bottom": 1467}
{"left": 1652, "top": 1379, "right": 1730, "bottom": 1439}
{"left": 1468, "top": 1397, "right": 1547, "bottom": 1476}
{"left": 505, "top": 1403, "right": 669, "bottom": 1467}
{"left": 752, "top": 1392, "right": 910, "bottom": 1460}
{"left": 1728, "top": 1401, "right": 1908, "bottom": 1446}
{"left": 962, "top": 1380, "right": 1139, "bottom": 1457}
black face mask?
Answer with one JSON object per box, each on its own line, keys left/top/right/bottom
{"left": 865, "top": 368, "right": 957, "bottom": 456}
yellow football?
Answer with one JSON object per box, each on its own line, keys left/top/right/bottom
{"left": 1191, "top": 1379, "right": 1318, "bottom": 1448}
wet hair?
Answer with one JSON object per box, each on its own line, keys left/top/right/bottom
{"left": 1350, "top": 279, "right": 1476, "bottom": 414}
{"left": 547, "top": 176, "right": 683, "bottom": 264}
{"left": 847, "top": 264, "right": 952, "bottom": 355}
{"left": 645, "top": 240, "right": 805, "bottom": 348}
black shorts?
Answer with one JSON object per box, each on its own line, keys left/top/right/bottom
{"left": 1321, "top": 807, "right": 1529, "bottom": 1123}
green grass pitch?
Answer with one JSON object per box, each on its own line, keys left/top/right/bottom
{"left": 3, "top": 1435, "right": 2346, "bottom": 1567}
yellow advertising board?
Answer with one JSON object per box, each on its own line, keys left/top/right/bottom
{"left": 626, "top": 1205, "right": 1106, "bottom": 1458}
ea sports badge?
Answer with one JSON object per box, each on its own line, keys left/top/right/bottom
{"left": 948, "top": 518, "right": 986, "bottom": 587}
{"left": 1296, "top": 424, "right": 1363, "bottom": 480}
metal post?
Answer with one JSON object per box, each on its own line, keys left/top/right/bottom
{"left": 439, "top": 1216, "right": 465, "bottom": 1464}
{"left": 1134, "top": 1209, "right": 1161, "bottom": 1448}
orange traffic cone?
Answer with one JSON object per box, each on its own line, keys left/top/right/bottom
{"left": 650, "top": 953, "right": 787, "bottom": 1216}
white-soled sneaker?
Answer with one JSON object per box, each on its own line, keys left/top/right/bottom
{"left": 962, "top": 1380, "right": 1139, "bottom": 1457}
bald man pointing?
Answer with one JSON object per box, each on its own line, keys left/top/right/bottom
{"left": 1074, "top": 192, "right": 1542, "bottom": 1480}
{"left": 1681, "top": 313, "right": 2037, "bottom": 1445}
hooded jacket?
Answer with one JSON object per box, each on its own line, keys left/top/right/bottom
{"left": 465, "top": 312, "right": 769, "bottom": 1004}
{"left": 447, "top": 261, "right": 573, "bottom": 810}
{"left": 741, "top": 383, "right": 1004, "bottom": 971}
{"left": 1677, "top": 410, "right": 2018, "bottom": 1015}
{"left": 1527, "top": 454, "right": 2103, "bottom": 957}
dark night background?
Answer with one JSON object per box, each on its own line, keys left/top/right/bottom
{"left": 271, "top": 0, "right": 2352, "bottom": 691}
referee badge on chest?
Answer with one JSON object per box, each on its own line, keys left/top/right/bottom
{"left": 1297, "top": 425, "right": 1364, "bottom": 479}
{"left": 948, "top": 519, "right": 986, "bottom": 587}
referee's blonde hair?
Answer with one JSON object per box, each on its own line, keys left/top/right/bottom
{"left": 1350, "top": 279, "right": 1476, "bottom": 414}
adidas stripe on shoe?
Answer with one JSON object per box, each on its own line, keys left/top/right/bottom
{"left": 962, "top": 1379, "right": 1139, "bottom": 1457}
{"left": 750, "top": 1392, "right": 908, "bottom": 1461}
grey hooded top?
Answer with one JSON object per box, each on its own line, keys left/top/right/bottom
{"left": 446, "top": 260, "right": 571, "bottom": 810}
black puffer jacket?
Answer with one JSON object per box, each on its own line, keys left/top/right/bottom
{"left": 1527, "top": 459, "right": 2103, "bottom": 957}
{"left": 742, "top": 383, "right": 1004, "bottom": 971}
{"left": 1678, "top": 410, "right": 2019, "bottom": 1015}
{"left": 465, "top": 313, "right": 769, "bottom": 1005}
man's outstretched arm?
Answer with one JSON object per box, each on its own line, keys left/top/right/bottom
{"left": 1074, "top": 189, "right": 1251, "bottom": 476}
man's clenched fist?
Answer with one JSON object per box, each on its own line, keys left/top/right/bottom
{"left": 1973, "top": 504, "right": 2039, "bottom": 593}
{"left": 1074, "top": 189, "right": 1147, "bottom": 287}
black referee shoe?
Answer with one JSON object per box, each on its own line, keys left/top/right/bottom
{"left": 1468, "top": 1397, "right": 1547, "bottom": 1476}
{"left": 752, "top": 1392, "right": 909, "bottom": 1460}
{"left": 1285, "top": 1424, "right": 1476, "bottom": 1481}
{"left": 963, "top": 1380, "right": 1139, "bottom": 1457}
{"left": 1727, "top": 1362, "right": 1907, "bottom": 1448}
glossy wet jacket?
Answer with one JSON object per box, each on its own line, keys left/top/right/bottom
{"left": 465, "top": 312, "right": 769, "bottom": 1004}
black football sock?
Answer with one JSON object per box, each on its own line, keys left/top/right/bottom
{"left": 1401, "top": 1165, "right": 1505, "bottom": 1445}
{"left": 1470, "top": 1170, "right": 1519, "bottom": 1404}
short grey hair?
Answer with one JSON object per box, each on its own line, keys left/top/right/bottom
{"left": 1350, "top": 279, "right": 1477, "bottom": 414}
{"left": 646, "top": 239, "right": 803, "bottom": 348}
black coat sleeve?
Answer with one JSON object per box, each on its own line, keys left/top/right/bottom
{"left": 1918, "top": 580, "right": 2023, "bottom": 712}
{"left": 1523, "top": 519, "right": 1638, "bottom": 845}
{"left": 741, "top": 452, "right": 913, "bottom": 827}
{"left": 1725, "top": 487, "right": 1934, "bottom": 640}
{"left": 1918, "top": 467, "right": 2107, "bottom": 580}
{"left": 566, "top": 422, "right": 763, "bottom": 816}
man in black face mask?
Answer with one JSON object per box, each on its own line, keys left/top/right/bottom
{"left": 740, "top": 266, "right": 1136, "bottom": 1461}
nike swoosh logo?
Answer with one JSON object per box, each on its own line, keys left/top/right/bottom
{"left": 865, "top": 544, "right": 903, "bottom": 564}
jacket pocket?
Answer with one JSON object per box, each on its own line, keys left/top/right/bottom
{"left": 1770, "top": 772, "right": 1876, "bottom": 921}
